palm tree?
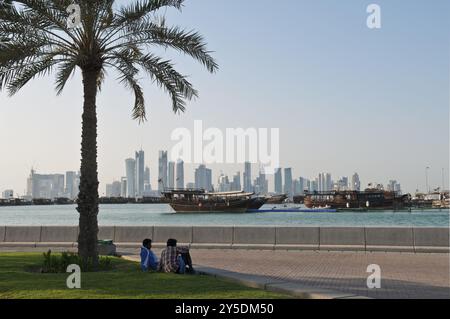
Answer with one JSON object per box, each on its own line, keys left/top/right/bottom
{"left": 0, "top": 0, "right": 217, "bottom": 265}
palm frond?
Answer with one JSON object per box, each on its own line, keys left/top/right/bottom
{"left": 55, "top": 59, "right": 78, "bottom": 95}
{"left": 115, "top": 0, "right": 184, "bottom": 25}
{"left": 6, "top": 56, "right": 57, "bottom": 96}
{"left": 107, "top": 51, "right": 146, "bottom": 121}
{"left": 105, "top": 21, "right": 218, "bottom": 73}
{"left": 137, "top": 53, "right": 198, "bottom": 101}
{"left": 146, "top": 25, "right": 218, "bottom": 73}
{"left": 0, "top": 0, "right": 217, "bottom": 120}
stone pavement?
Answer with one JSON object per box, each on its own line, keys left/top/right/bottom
{"left": 2, "top": 246, "right": 449, "bottom": 299}
{"left": 123, "top": 248, "right": 450, "bottom": 299}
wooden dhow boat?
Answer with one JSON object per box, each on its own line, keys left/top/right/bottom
{"left": 303, "top": 189, "right": 411, "bottom": 210}
{"left": 162, "top": 189, "right": 255, "bottom": 213}
{"left": 266, "top": 194, "right": 288, "bottom": 204}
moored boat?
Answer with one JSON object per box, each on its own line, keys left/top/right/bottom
{"left": 249, "top": 207, "right": 337, "bottom": 213}
{"left": 247, "top": 196, "right": 267, "bottom": 210}
{"left": 266, "top": 194, "right": 288, "bottom": 204}
{"left": 162, "top": 189, "right": 254, "bottom": 213}
{"left": 293, "top": 195, "right": 305, "bottom": 204}
{"left": 304, "top": 189, "right": 411, "bottom": 210}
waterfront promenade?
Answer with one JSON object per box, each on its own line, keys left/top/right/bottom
{"left": 190, "top": 249, "right": 450, "bottom": 299}
{"left": 1, "top": 225, "right": 448, "bottom": 299}
{"left": 1, "top": 245, "right": 448, "bottom": 299}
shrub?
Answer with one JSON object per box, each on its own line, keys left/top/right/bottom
{"left": 41, "top": 250, "right": 113, "bottom": 273}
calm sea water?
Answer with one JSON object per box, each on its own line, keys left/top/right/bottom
{"left": 0, "top": 204, "right": 448, "bottom": 227}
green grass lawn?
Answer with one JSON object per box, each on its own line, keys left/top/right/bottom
{"left": 0, "top": 253, "right": 287, "bottom": 299}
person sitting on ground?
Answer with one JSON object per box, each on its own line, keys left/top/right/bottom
{"left": 140, "top": 238, "right": 158, "bottom": 272}
{"left": 158, "top": 238, "right": 195, "bottom": 274}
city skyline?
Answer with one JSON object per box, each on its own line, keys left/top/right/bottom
{"left": 1, "top": 0, "right": 448, "bottom": 195}
{"left": 7, "top": 150, "right": 423, "bottom": 199}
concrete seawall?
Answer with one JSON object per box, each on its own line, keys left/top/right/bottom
{"left": 0, "top": 226, "right": 448, "bottom": 253}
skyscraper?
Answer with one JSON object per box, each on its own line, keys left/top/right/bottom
{"left": 293, "top": 179, "right": 301, "bottom": 195}
{"left": 254, "top": 170, "right": 268, "bottom": 195}
{"left": 351, "top": 173, "right": 361, "bottom": 191}
{"left": 176, "top": 160, "right": 184, "bottom": 189}
{"left": 387, "top": 180, "right": 396, "bottom": 192}
{"left": 105, "top": 182, "right": 121, "bottom": 197}
{"left": 105, "top": 184, "right": 113, "bottom": 197}
{"left": 112, "top": 181, "right": 121, "bottom": 197}
{"left": 310, "top": 180, "right": 318, "bottom": 192}
{"left": 186, "top": 182, "right": 195, "bottom": 189}
{"left": 284, "top": 168, "right": 293, "bottom": 197}
{"left": 158, "top": 151, "right": 168, "bottom": 192}
{"left": 65, "top": 171, "right": 75, "bottom": 199}
{"left": 195, "top": 164, "right": 213, "bottom": 191}
{"left": 2, "top": 190, "right": 14, "bottom": 199}
{"left": 274, "top": 168, "right": 283, "bottom": 194}
{"left": 325, "top": 173, "right": 332, "bottom": 191}
{"left": 336, "top": 177, "right": 349, "bottom": 191}
{"left": 168, "top": 161, "right": 175, "bottom": 189}
{"left": 218, "top": 173, "right": 231, "bottom": 192}
{"left": 317, "top": 172, "right": 332, "bottom": 192}
{"left": 299, "top": 177, "right": 307, "bottom": 195}
{"left": 65, "top": 171, "right": 80, "bottom": 199}
{"left": 387, "top": 180, "right": 402, "bottom": 194}
{"left": 143, "top": 183, "right": 152, "bottom": 196}
{"left": 125, "top": 158, "right": 136, "bottom": 198}
{"left": 206, "top": 169, "right": 212, "bottom": 191}
{"left": 231, "top": 172, "right": 241, "bottom": 191}
{"left": 318, "top": 173, "right": 324, "bottom": 192}
{"left": 26, "top": 169, "right": 65, "bottom": 199}
{"left": 135, "top": 150, "right": 145, "bottom": 197}
{"left": 120, "top": 177, "right": 127, "bottom": 197}
{"left": 144, "top": 166, "right": 150, "bottom": 185}
{"left": 243, "top": 162, "right": 252, "bottom": 193}
{"left": 143, "top": 166, "right": 150, "bottom": 191}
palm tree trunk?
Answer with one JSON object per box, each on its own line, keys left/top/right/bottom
{"left": 77, "top": 68, "right": 100, "bottom": 266}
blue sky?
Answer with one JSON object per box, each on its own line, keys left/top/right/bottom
{"left": 0, "top": 0, "right": 449, "bottom": 194}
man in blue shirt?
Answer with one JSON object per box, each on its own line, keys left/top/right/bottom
{"left": 140, "top": 238, "right": 158, "bottom": 272}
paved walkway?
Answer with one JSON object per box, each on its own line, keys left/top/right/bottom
{"left": 2, "top": 247, "right": 449, "bottom": 299}
{"left": 124, "top": 249, "right": 450, "bottom": 299}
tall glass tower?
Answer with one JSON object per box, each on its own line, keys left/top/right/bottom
{"left": 168, "top": 161, "right": 175, "bottom": 189}
{"left": 274, "top": 168, "right": 283, "bottom": 194}
{"left": 158, "top": 151, "right": 168, "bottom": 192}
{"left": 243, "top": 162, "right": 252, "bottom": 193}
{"left": 284, "top": 168, "right": 293, "bottom": 198}
{"left": 125, "top": 158, "right": 136, "bottom": 198}
{"left": 176, "top": 160, "right": 184, "bottom": 189}
{"left": 135, "top": 150, "right": 145, "bottom": 197}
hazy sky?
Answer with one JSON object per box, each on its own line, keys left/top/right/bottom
{"left": 1, "top": 0, "right": 449, "bottom": 195}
